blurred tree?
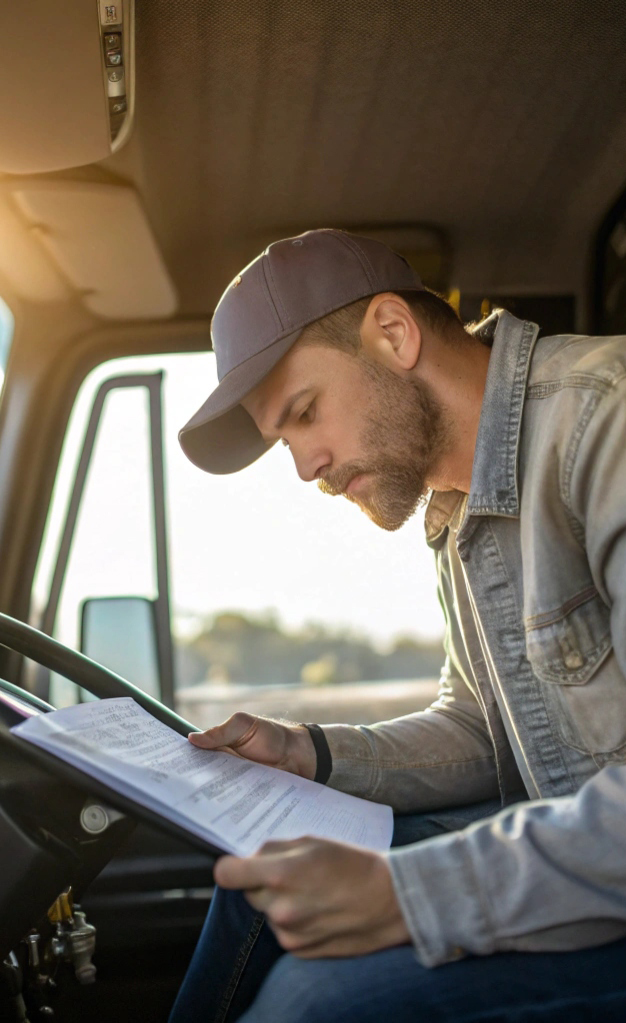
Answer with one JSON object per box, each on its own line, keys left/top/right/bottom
{"left": 174, "top": 611, "right": 443, "bottom": 688}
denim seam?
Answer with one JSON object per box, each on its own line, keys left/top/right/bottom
{"left": 370, "top": 759, "right": 384, "bottom": 799}
{"left": 467, "top": 316, "right": 536, "bottom": 519}
{"left": 462, "top": 839, "right": 497, "bottom": 954}
{"left": 524, "top": 584, "right": 599, "bottom": 629}
{"left": 560, "top": 389, "right": 603, "bottom": 540}
{"left": 526, "top": 374, "right": 614, "bottom": 398}
{"left": 339, "top": 753, "right": 495, "bottom": 769}
{"left": 386, "top": 854, "right": 447, "bottom": 966}
{"left": 460, "top": 528, "right": 529, "bottom": 796}
{"left": 216, "top": 912, "right": 266, "bottom": 1023}
{"left": 473, "top": 524, "right": 575, "bottom": 795}
{"left": 562, "top": 378, "right": 626, "bottom": 553}
{"left": 505, "top": 318, "right": 537, "bottom": 503}
{"left": 486, "top": 520, "right": 525, "bottom": 627}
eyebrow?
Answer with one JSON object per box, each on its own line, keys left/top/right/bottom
{"left": 273, "top": 388, "right": 312, "bottom": 433}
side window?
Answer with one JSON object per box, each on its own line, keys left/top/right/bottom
{"left": 0, "top": 295, "right": 14, "bottom": 393}
{"left": 33, "top": 373, "right": 159, "bottom": 707}
{"left": 33, "top": 351, "right": 444, "bottom": 725}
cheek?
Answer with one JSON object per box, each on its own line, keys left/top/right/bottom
{"left": 327, "top": 413, "right": 366, "bottom": 462}
{"left": 325, "top": 374, "right": 374, "bottom": 458}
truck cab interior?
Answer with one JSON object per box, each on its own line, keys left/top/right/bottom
{"left": 1, "top": 1, "right": 626, "bottom": 1020}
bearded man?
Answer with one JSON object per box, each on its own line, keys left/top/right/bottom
{"left": 170, "top": 229, "right": 626, "bottom": 1022}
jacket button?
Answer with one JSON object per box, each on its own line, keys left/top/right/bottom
{"left": 564, "top": 650, "right": 584, "bottom": 670}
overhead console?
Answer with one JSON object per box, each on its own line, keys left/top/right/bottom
{"left": 0, "top": 0, "right": 134, "bottom": 174}
{"left": 98, "top": 0, "right": 133, "bottom": 149}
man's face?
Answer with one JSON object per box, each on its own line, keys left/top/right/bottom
{"left": 242, "top": 343, "right": 449, "bottom": 531}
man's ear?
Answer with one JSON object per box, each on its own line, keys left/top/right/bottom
{"left": 360, "top": 294, "right": 422, "bottom": 372}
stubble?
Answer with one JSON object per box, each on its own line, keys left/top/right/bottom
{"left": 318, "top": 358, "right": 451, "bottom": 531}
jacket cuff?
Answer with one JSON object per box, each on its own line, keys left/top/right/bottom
{"left": 386, "top": 834, "right": 496, "bottom": 967}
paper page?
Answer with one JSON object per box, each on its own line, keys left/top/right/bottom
{"left": 13, "top": 698, "right": 393, "bottom": 855}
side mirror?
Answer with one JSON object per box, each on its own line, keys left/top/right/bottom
{"left": 80, "top": 597, "right": 161, "bottom": 701}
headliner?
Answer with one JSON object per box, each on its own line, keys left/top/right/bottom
{"left": 109, "top": 0, "right": 626, "bottom": 315}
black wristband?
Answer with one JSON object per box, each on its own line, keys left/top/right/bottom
{"left": 301, "top": 723, "right": 333, "bottom": 785}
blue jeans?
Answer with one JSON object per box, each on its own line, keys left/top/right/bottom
{"left": 169, "top": 799, "right": 626, "bottom": 1022}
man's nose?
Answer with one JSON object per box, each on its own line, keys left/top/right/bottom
{"left": 290, "top": 443, "right": 329, "bottom": 483}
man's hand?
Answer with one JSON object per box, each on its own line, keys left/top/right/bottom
{"left": 214, "top": 836, "right": 411, "bottom": 958}
{"left": 188, "top": 713, "right": 317, "bottom": 780}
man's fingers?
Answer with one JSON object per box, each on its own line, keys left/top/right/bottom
{"left": 188, "top": 712, "right": 257, "bottom": 751}
{"left": 214, "top": 853, "right": 282, "bottom": 891}
{"left": 215, "top": 840, "right": 307, "bottom": 890}
{"left": 265, "top": 906, "right": 347, "bottom": 953}
{"left": 215, "top": 839, "right": 409, "bottom": 960}
{"left": 257, "top": 838, "right": 309, "bottom": 856}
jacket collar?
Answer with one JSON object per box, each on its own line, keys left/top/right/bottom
{"left": 425, "top": 310, "right": 539, "bottom": 547}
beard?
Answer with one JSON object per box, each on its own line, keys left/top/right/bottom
{"left": 318, "top": 358, "right": 450, "bottom": 531}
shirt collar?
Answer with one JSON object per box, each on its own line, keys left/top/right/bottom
{"left": 424, "top": 309, "right": 539, "bottom": 547}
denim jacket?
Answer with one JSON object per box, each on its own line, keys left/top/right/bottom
{"left": 321, "top": 310, "right": 626, "bottom": 965}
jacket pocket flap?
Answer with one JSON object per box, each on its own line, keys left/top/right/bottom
{"left": 525, "top": 587, "right": 611, "bottom": 685}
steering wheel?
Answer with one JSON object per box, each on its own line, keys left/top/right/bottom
{"left": 0, "top": 612, "right": 203, "bottom": 959}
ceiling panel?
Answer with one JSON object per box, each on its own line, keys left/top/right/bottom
{"left": 122, "top": 0, "right": 626, "bottom": 313}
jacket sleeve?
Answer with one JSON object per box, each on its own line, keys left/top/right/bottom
{"left": 387, "top": 763, "right": 626, "bottom": 966}
{"left": 322, "top": 650, "right": 501, "bottom": 812}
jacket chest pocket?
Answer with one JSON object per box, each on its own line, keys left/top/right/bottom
{"left": 524, "top": 588, "right": 624, "bottom": 756}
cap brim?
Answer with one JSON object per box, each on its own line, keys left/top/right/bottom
{"left": 179, "top": 327, "right": 303, "bottom": 474}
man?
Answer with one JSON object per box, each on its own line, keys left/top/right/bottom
{"left": 171, "top": 229, "right": 626, "bottom": 1022}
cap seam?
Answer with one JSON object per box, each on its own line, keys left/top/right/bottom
{"left": 260, "top": 256, "right": 286, "bottom": 333}
{"left": 332, "top": 232, "right": 378, "bottom": 290}
{"left": 264, "top": 253, "right": 290, "bottom": 329}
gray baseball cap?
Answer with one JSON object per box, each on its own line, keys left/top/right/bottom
{"left": 179, "top": 228, "right": 423, "bottom": 473}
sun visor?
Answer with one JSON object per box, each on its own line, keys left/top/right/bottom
{"left": 13, "top": 183, "right": 177, "bottom": 319}
{"left": 0, "top": 0, "right": 134, "bottom": 174}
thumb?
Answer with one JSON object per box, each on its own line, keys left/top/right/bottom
{"left": 188, "top": 713, "right": 258, "bottom": 751}
{"left": 188, "top": 727, "right": 223, "bottom": 749}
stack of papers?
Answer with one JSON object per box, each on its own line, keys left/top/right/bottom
{"left": 13, "top": 697, "right": 393, "bottom": 856}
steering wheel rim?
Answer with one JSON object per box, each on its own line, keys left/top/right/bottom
{"left": 0, "top": 611, "right": 221, "bottom": 866}
{"left": 0, "top": 616, "right": 218, "bottom": 961}
{"left": 0, "top": 612, "right": 198, "bottom": 735}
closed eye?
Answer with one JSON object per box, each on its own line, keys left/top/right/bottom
{"left": 280, "top": 399, "right": 315, "bottom": 448}
{"left": 299, "top": 401, "right": 315, "bottom": 424}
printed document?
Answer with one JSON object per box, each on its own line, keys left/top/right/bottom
{"left": 13, "top": 697, "right": 393, "bottom": 855}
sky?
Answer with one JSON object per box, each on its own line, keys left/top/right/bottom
{"left": 33, "top": 351, "right": 445, "bottom": 655}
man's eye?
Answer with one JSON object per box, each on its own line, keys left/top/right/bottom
{"left": 299, "top": 402, "right": 315, "bottom": 423}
